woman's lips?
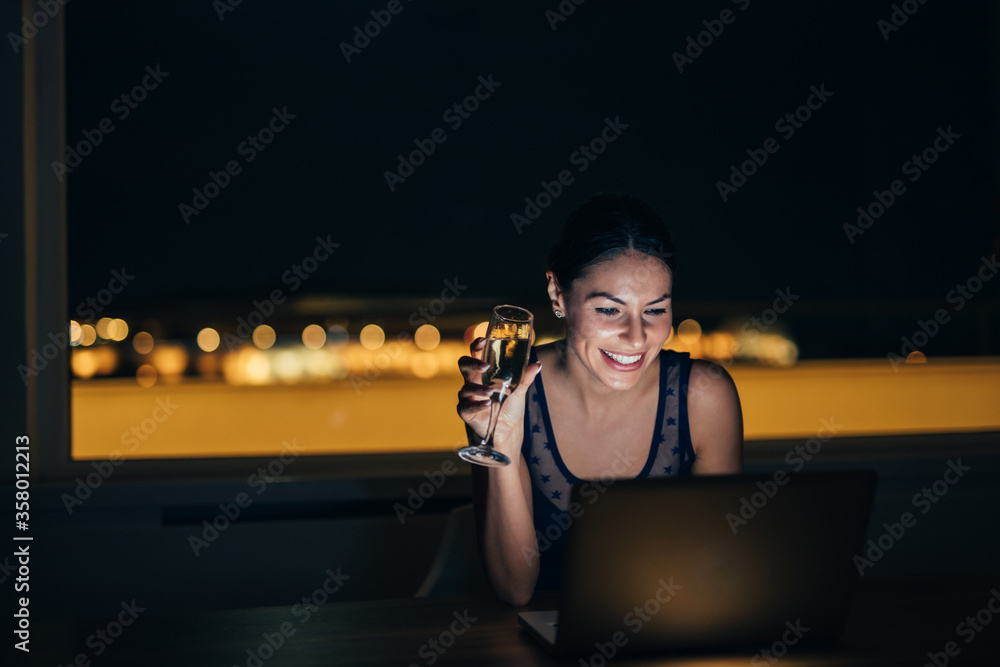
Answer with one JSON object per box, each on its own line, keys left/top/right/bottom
{"left": 600, "top": 349, "right": 644, "bottom": 371}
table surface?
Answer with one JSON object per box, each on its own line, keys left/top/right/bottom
{"left": 30, "top": 577, "right": 1000, "bottom": 666}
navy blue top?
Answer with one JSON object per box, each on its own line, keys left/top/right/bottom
{"left": 520, "top": 346, "right": 695, "bottom": 591}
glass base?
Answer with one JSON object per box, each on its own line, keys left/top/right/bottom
{"left": 458, "top": 445, "right": 511, "bottom": 467}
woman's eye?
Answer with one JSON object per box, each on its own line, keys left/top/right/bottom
{"left": 645, "top": 309, "right": 667, "bottom": 316}
{"left": 596, "top": 308, "right": 619, "bottom": 316}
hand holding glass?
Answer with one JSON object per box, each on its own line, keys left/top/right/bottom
{"left": 458, "top": 305, "right": 533, "bottom": 467}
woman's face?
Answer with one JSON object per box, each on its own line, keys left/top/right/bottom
{"left": 558, "top": 251, "right": 673, "bottom": 392}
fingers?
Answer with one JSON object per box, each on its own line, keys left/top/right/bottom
{"left": 457, "top": 381, "right": 494, "bottom": 420}
{"left": 458, "top": 355, "right": 490, "bottom": 376}
{"left": 458, "top": 380, "right": 493, "bottom": 402}
{"left": 509, "top": 362, "right": 542, "bottom": 401}
{"left": 458, "top": 338, "right": 490, "bottom": 381}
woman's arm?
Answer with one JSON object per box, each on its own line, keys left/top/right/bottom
{"left": 687, "top": 360, "right": 744, "bottom": 474}
{"left": 470, "top": 449, "right": 538, "bottom": 606}
{"left": 458, "top": 342, "right": 542, "bottom": 604}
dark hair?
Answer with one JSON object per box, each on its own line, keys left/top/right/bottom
{"left": 546, "top": 193, "right": 676, "bottom": 292}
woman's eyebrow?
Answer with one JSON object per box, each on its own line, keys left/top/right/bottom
{"left": 584, "top": 292, "right": 671, "bottom": 305}
{"left": 585, "top": 291, "right": 624, "bottom": 304}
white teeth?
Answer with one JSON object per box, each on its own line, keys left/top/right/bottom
{"left": 602, "top": 350, "right": 641, "bottom": 364}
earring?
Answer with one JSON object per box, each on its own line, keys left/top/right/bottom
{"left": 554, "top": 311, "right": 564, "bottom": 318}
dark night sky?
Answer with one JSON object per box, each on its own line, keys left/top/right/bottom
{"left": 64, "top": 1, "right": 998, "bottom": 354}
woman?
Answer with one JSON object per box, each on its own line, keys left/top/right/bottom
{"left": 457, "top": 194, "right": 744, "bottom": 605}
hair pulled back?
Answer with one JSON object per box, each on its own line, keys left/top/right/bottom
{"left": 546, "top": 193, "right": 676, "bottom": 292}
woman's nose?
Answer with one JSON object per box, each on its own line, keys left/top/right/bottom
{"left": 620, "top": 316, "right": 646, "bottom": 349}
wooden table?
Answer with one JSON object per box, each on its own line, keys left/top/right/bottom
{"left": 29, "top": 577, "right": 1000, "bottom": 665}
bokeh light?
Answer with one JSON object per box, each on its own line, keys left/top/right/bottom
{"left": 151, "top": 344, "right": 189, "bottom": 376}
{"left": 410, "top": 352, "right": 440, "bottom": 379}
{"left": 273, "top": 350, "right": 304, "bottom": 382}
{"left": 109, "top": 318, "right": 129, "bottom": 341}
{"left": 132, "top": 331, "right": 154, "bottom": 355}
{"left": 245, "top": 351, "right": 270, "bottom": 384}
{"left": 302, "top": 324, "right": 326, "bottom": 350}
{"left": 473, "top": 321, "right": 489, "bottom": 340}
{"left": 94, "top": 346, "right": 119, "bottom": 375}
{"left": 80, "top": 324, "right": 97, "bottom": 346}
{"left": 414, "top": 324, "right": 441, "bottom": 351}
{"left": 906, "top": 351, "right": 928, "bottom": 365}
{"left": 359, "top": 324, "right": 385, "bottom": 350}
{"left": 69, "top": 320, "right": 83, "bottom": 346}
{"left": 326, "top": 324, "right": 349, "bottom": 346}
{"left": 197, "top": 327, "right": 221, "bottom": 352}
{"left": 252, "top": 324, "right": 276, "bottom": 350}
{"left": 463, "top": 323, "right": 478, "bottom": 346}
{"left": 96, "top": 317, "right": 113, "bottom": 339}
{"left": 677, "top": 319, "right": 702, "bottom": 345}
{"left": 71, "top": 349, "right": 99, "bottom": 378}
{"left": 136, "top": 364, "right": 157, "bottom": 388}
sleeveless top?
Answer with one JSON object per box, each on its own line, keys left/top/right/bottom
{"left": 520, "top": 347, "right": 695, "bottom": 591}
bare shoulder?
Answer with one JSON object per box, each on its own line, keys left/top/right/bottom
{"left": 686, "top": 359, "right": 744, "bottom": 474}
{"left": 688, "top": 359, "right": 739, "bottom": 400}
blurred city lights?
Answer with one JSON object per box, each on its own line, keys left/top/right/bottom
{"left": 151, "top": 344, "right": 189, "bottom": 376}
{"left": 414, "top": 324, "right": 440, "bottom": 351}
{"left": 326, "top": 324, "right": 349, "bottom": 346}
{"left": 109, "top": 318, "right": 129, "bottom": 341}
{"left": 71, "top": 349, "right": 99, "bottom": 379}
{"left": 197, "top": 327, "right": 221, "bottom": 352}
{"left": 463, "top": 323, "right": 478, "bottom": 346}
{"left": 96, "top": 317, "right": 113, "bottom": 339}
{"left": 133, "top": 331, "right": 154, "bottom": 354}
{"left": 273, "top": 349, "right": 304, "bottom": 382}
{"left": 81, "top": 324, "right": 97, "bottom": 346}
{"left": 245, "top": 351, "right": 271, "bottom": 384}
{"left": 69, "top": 320, "right": 83, "bottom": 346}
{"left": 410, "top": 352, "right": 439, "bottom": 379}
{"left": 359, "top": 324, "right": 385, "bottom": 350}
{"left": 94, "top": 346, "right": 119, "bottom": 375}
{"left": 252, "top": 324, "right": 276, "bottom": 350}
{"left": 302, "top": 324, "right": 326, "bottom": 350}
{"left": 677, "top": 319, "right": 702, "bottom": 344}
{"left": 136, "top": 364, "right": 157, "bottom": 388}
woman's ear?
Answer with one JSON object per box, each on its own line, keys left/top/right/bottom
{"left": 545, "top": 271, "right": 565, "bottom": 315}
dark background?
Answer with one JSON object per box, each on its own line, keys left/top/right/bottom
{"left": 65, "top": 1, "right": 999, "bottom": 357}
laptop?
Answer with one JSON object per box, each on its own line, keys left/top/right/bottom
{"left": 517, "top": 470, "right": 878, "bottom": 657}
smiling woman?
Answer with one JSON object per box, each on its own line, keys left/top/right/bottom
{"left": 458, "top": 194, "right": 745, "bottom": 605}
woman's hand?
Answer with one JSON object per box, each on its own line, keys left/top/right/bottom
{"left": 457, "top": 337, "right": 542, "bottom": 458}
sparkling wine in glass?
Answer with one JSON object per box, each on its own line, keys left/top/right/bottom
{"left": 458, "top": 305, "right": 533, "bottom": 467}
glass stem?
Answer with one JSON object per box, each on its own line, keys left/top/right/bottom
{"left": 480, "top": 382, "right": 509, "bottom": 447}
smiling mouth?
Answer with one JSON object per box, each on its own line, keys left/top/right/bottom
{"left": 601, "top": 350, "right": 643, "bottom": 365}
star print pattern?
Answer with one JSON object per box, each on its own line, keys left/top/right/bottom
{"left": 522, "top": 349, "right": 694, "bottom": 515}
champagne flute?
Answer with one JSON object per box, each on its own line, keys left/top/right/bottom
{"left": 458, "top": 305, "right": 534, "bottom": 467}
